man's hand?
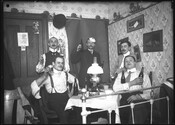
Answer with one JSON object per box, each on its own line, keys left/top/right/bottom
{"left": 39, "top": 55, "right": 44, "bottom": 65}
{"left": 44, "top": 65, "right": 53, "bottom": 75}
{"left": 77, "top": 44, "right": 82, "bottom": 52}
{"left": 129, "top": 77, "right": 143, "bottom": 87}
{"left": 127, "top": 94, "right": 143, "bottom": 103}
{"left": 115, "top": 67, "right": 126, "bottom": 74}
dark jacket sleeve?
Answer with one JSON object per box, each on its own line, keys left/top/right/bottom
{"left": 70, "top": 50, "right": 82, "bottom": 64}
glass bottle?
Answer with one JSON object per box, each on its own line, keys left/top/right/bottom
{"left": 139, "top": 67, "right": 144, "bottom": 89}
{"left": 79, "top": 39, "right": 84, "bottom": 52}
{"left": 121, "top": 70, "right": 125, "bottom": 84}
{"left": 73, "top": 79, "right": 78, "bottom": 96}
{"left": 139, "top": 67, "right": 144, "bottom": 78}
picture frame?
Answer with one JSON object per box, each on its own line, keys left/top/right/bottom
{"left": 133, "top": 44, "right": 141, "bottom": 62}
{"left": 143, "top": 30, "right": 163, "bottom": 52}
{"left": 117, "top": 37, "right": 129, "bottom": 55}
{"left": 127, "top": 14, "right": 144, "bottom": 33}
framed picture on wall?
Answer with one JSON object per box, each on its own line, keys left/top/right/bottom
{"left": 143, "top": 30, "right": 163, "bottom": 52}
{"left": 117, "top": 37, "right": 128, "bottom": 55}
{"left": 133, "top": 44, "right": 141, "bottom": 62}
{"left": 127, "top": 14, "right": 144, "bottom": 33}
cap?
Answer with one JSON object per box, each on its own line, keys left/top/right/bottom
{"left": 88, "top": 37, "right": 96, "bottom": 43}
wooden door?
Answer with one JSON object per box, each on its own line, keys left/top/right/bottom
{"left": 4, "top": 12, "right": 48, "bottom": 87}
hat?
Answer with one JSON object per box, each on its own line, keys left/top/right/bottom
{"left": 53, "top": 14, "right": 66, "bottom": 29}
{"left": 88, "top": 37, "right": 96, "bottom": 43}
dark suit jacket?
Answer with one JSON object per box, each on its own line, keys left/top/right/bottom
{"left": 71, "top": 49, "right": 101, "bottom": 88}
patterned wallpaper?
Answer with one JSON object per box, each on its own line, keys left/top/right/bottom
{"left": 108, "top": 2, "right": 173, "bottom": 96}
{"left": 3, "top": 1, "right": 156, "bottom": 21}
{"left": 3, "top": 1, "right": 109, "bottom": 19}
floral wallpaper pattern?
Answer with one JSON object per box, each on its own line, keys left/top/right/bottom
{"left": 108, "top": 2, "right": 173, "bottom": 96}
{"left": 3, "top": 1, "right": 109, "bottom": 19}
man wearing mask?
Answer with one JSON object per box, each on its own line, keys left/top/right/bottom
{"left": 71, "top": 37, "right": 101, "bottom": 89}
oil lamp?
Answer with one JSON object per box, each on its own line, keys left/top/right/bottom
{"left": 87, "top": 57, "right": 103, "bottom": 93}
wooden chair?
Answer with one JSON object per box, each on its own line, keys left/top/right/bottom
{"left": 17, "top": 87, "right": 40, "bottom": 124}
{"left": 4, "top": 89, "right": 20, "bottom": 124}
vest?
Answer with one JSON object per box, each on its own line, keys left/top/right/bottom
{"left": 45, "top": 51, "right": 61, "bottom": 67}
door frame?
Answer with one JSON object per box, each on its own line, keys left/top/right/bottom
{"left": 4, "top": 12, "right": 49, "bottom": 87}
{"left": 4, "top": 12, "right": 48, "bottom": 53}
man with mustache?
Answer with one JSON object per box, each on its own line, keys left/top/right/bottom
{"left": 113, "top": 54, "right": 151, "bottom": 124}
{"left": 71, "top": 37, "right": 101, "bottom": 89}
{"left": 31, "top": 55, "right": 78, "bottom": 124}
{"left": 112, "top": 40, "right": 133, "bottom": 78}
{"left": 36, "top": 37, "right": 63, "bottom": 74}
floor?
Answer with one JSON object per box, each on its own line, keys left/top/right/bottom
{"left": 48, "top": 106, "right": 116, "bottom": 124}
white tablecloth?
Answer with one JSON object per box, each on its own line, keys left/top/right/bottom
{"left": 65, "top": 92, "right": 121, "bottom": 123}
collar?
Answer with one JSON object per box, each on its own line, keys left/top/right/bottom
{"left": 49, "top": 47, "right": 58, "bottom": 52}
{"left": 127, "top": 68, "right": 136, "bottom": 73}
{"left": 53, "top": 68, "right": 62, "bottom": 74}
{"left": 88, "top": 49, "right": 93, "bottom": 54}
{"left": 123, "top": 51, "right": 130, "bottom": 57}
{"left": 88, "top": 49, "right": 93, "bottom": 52}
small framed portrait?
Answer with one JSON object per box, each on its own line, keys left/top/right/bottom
{"left": 127, "top": 14, "right": 144, "bottom": 33}
{"left": 117, "top": 37, "right": 129, "bottom": 55}
{"left": 133, "top": 44, "right": 141, "bottom": 62}
{"left": 143, "top": 30, "right": 163, "bottom": 52}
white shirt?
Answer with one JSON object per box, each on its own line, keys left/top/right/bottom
{"left": 119, "top": 51, "right": 130, "bottom": 68}
{"left": 88, "top": 49, "right": 94, "bottom": 54}
{"left": 36, "top": 47, "right": 60, "bottom": 73}
{"left": 113, "top": 68, "right": 151, "bottom": 100}
{"left": 31, "top": 69, "right": 78, "bottom": 99}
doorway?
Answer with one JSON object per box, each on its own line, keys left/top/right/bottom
{"left": 4, "top": 12, "right": 48, "bottom": 87}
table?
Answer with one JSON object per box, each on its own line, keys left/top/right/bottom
{"left": 65, "top": 90, "right": 121, "bottom": 124}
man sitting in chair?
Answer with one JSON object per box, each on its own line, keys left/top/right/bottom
{"left": 31, "top": 55, "right": 78, "bottom": 124}
{"left": 113, "top": 54, "right": 152, "bottom": 124}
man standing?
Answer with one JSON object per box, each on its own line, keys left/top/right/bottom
{"left": 36, "top": 37, "right": 63, "bottom": 73}
{"left": 113, "top": 40, "right": 133, "bottom": 78}
{"left": 113, "top": 54, "right": 151, "bottom": 124}
{"left": 71, "top": 37, "right": 101, "bottom": 89}
{"left": 31, "top": 55, "right": 78, "bottom": 124}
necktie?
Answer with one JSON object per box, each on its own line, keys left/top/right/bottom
{"left": 125, "top": 71, "right": 132, "bottom": 82}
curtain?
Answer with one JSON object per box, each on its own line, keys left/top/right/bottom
{"left": 66, "top": 19, "right": 110, "bottom": 83}
{"left": 48, "top": 22, "right": 70, "bottom": 72}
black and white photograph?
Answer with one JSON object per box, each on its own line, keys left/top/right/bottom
{"left": 3, "top": 1, "right": 173, "bottom": 124}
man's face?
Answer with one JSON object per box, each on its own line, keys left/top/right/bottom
{"left": 121, "top": 43, "right": 130, "bottom": 54}
{"left": 53, "top": 57, "right": 64, "bottom": 71}
{"left": 86, "top": 40, "right": 95, "bottom": 50}
{"left": 124, "top": 56, "right": 136, "bottom": 69}
{"left": 48, "top": 38, "right": 59, "bottom": 49}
